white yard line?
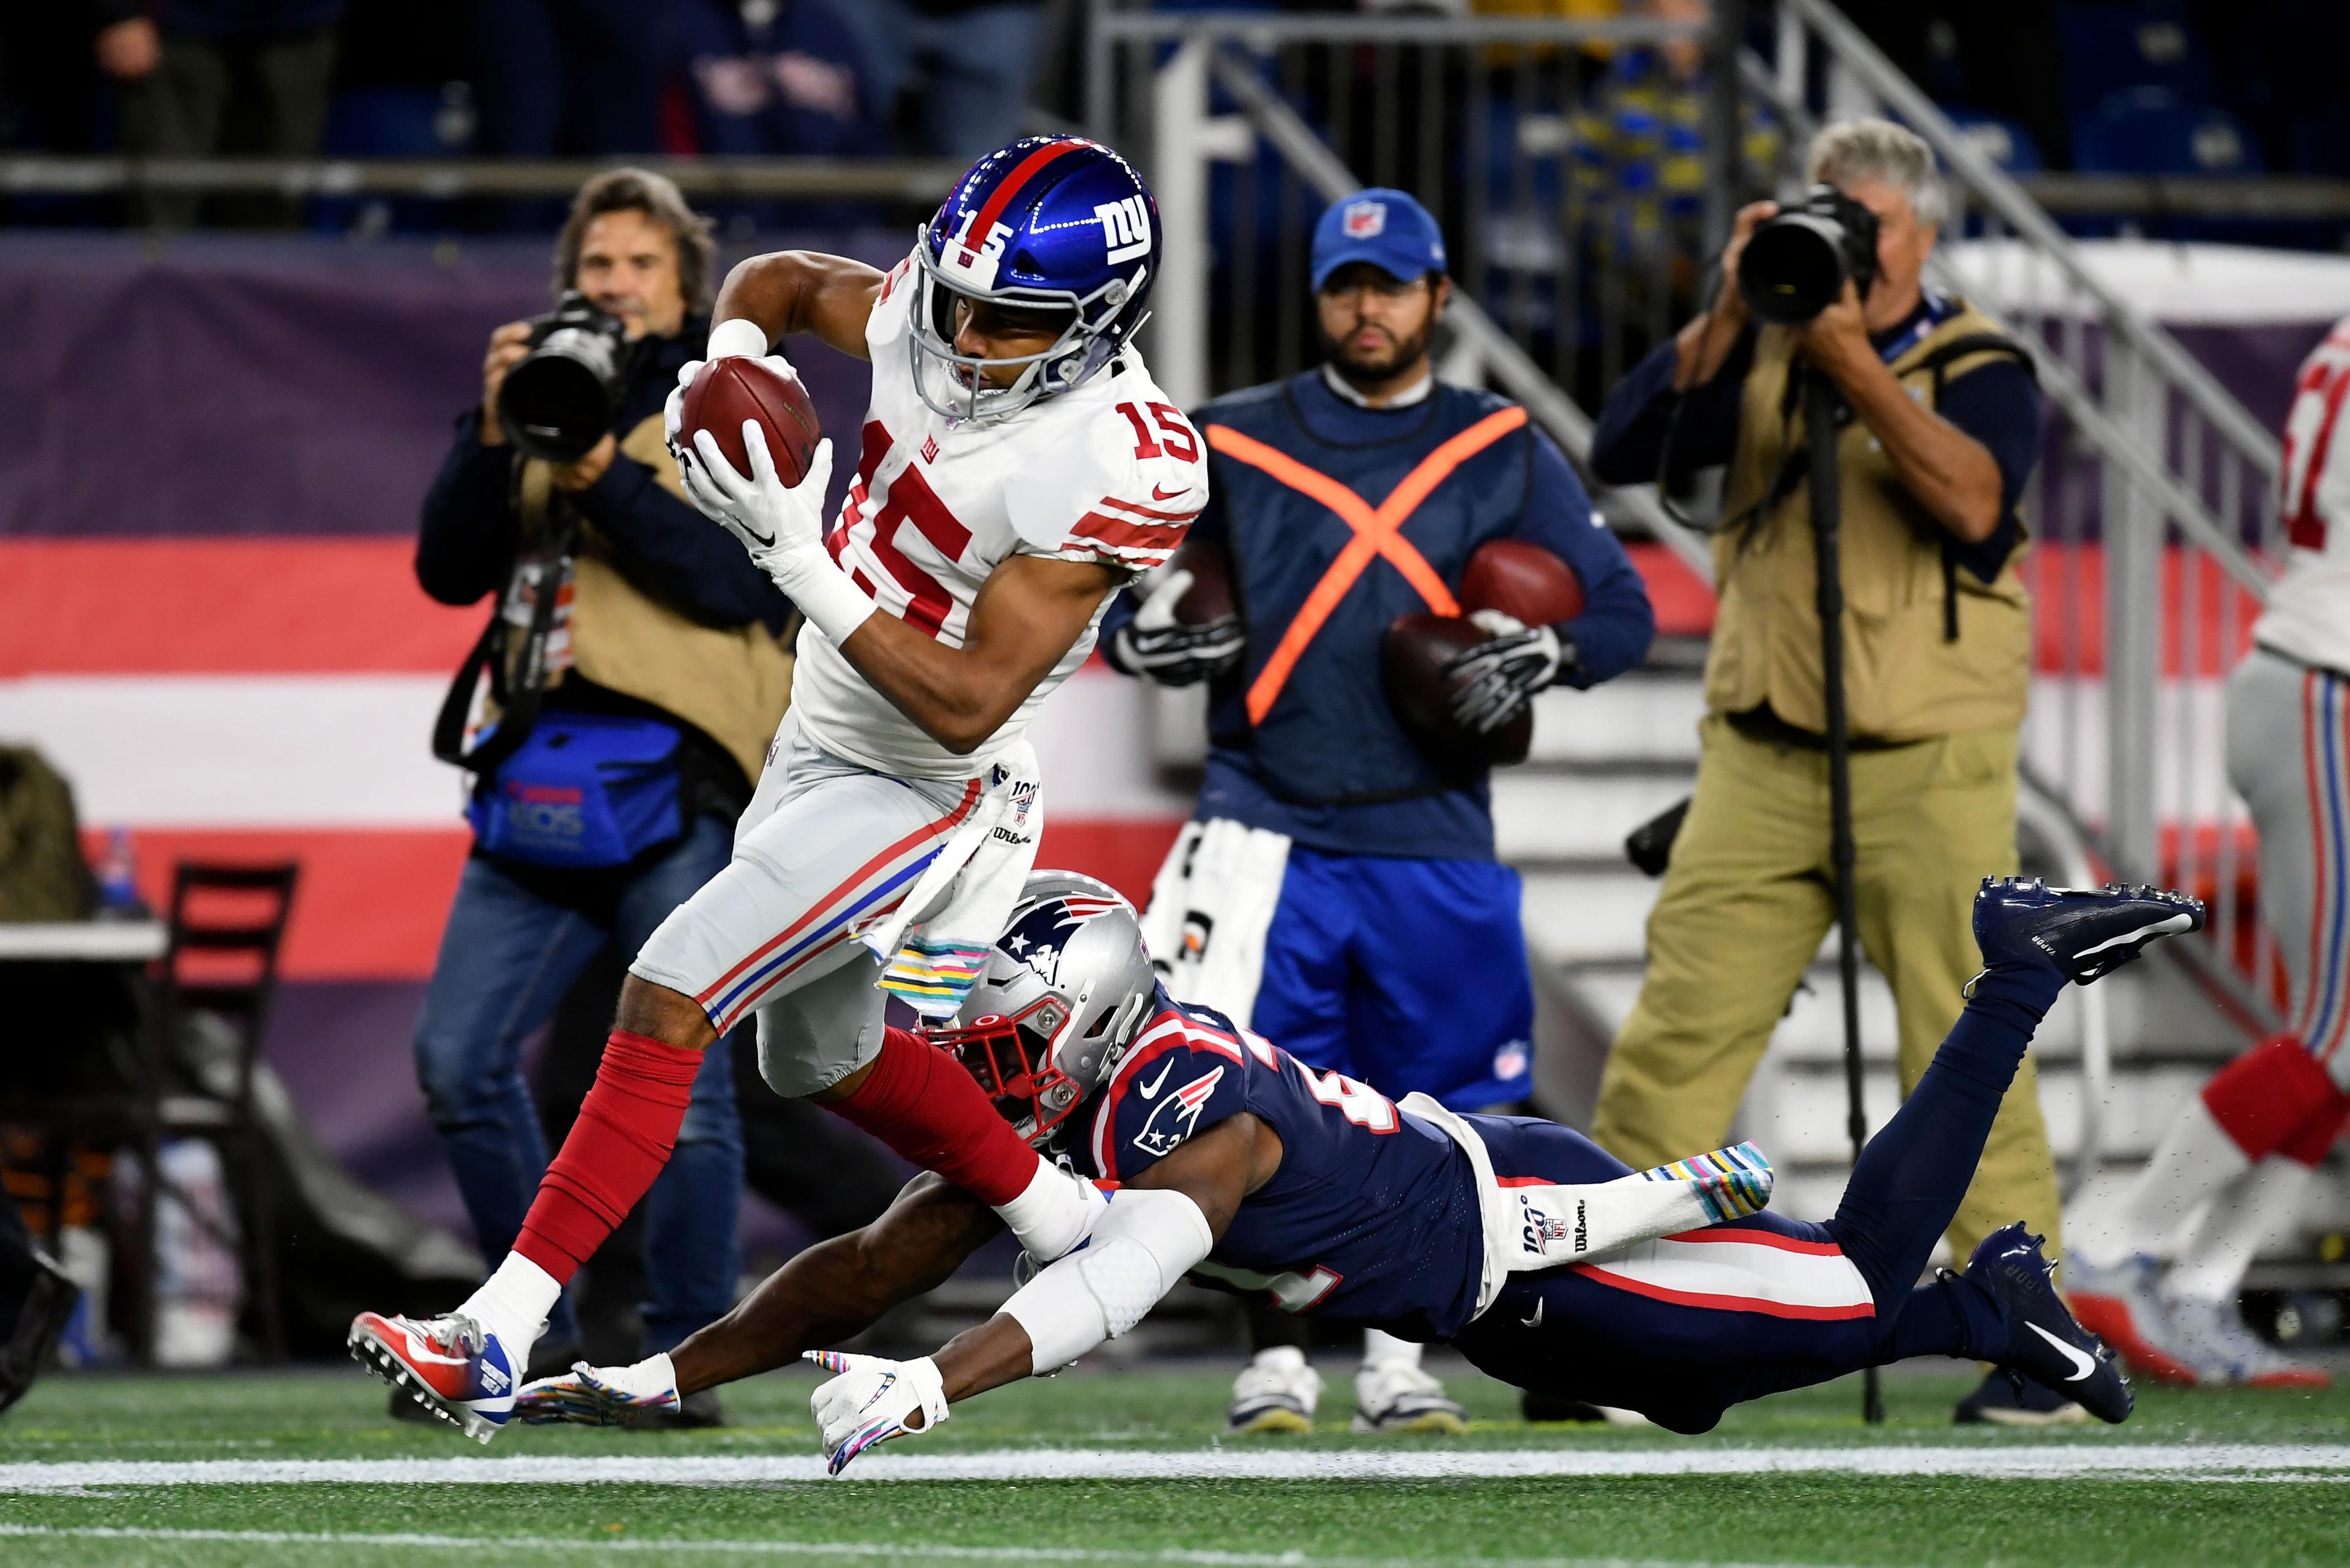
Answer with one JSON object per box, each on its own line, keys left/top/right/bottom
{"left": 0, "top": 1525, "right": 1852, "bottom": 1568}
{"left": 4, "top": 1444, "right": 2349, "bottom": 1492}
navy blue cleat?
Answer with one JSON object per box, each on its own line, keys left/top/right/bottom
{"left": 1972, "top": 878, "right": 2203, "bottom": 985}
{"left": 1956, "top": 1222, "right": 2133, "bottom": 1425}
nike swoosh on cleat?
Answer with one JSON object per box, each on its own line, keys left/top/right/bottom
{"left": 1136, "top": 1060, "right": 1177, "bottom": 1099}
{"left": 397, "top": 1332, "right": 471, "bottom": 1368}
{"left": 2027, "top": 1321, "right": 2098, "bottom": 1382}
{"left": 2072, "top": 914, "right": 2194, "bottom": 960}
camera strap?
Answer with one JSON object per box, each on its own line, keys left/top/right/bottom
{"left": 1908, "top": 331, "right": 2039, "bottom": 641}
{"left": 432, "top": 487, "right": 581, "bottom": 774}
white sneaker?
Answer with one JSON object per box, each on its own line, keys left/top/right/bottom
{"left": 1227, "top": 1346, "right": 1322, "bottom": 1434}
{"left": 2152, "top": 1295, "right": 2333, "bottom": 1391}
{"left": 1351, "top": 1359, "right": 1468, "bottom": 1435}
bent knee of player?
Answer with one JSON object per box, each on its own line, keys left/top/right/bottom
{"left": 755, "top": 1004, "right": 849, "bottom": 1099}
{"left": 614, "top": 973, "right": 720, "bottom": 1051}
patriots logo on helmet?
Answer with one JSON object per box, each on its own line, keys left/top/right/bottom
{"left": 1001, "top": 895, "right": 1125, "bottom": 987}
{"left": 1341, "top": 200, "right": 1387, "bottom": 239}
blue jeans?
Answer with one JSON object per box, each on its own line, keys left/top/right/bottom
{"left": 821, "top": 0, "right": 1043, "bottom": 159}
{"left": 413, "top": 815, "right": 744, "bottom": 1353}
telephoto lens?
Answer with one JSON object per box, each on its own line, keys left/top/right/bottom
{"left": 1737, "top": 184, "right": 1882, "bottom": 326}
{"left": 499, "top": 291, "right": 635, "bottom": 463}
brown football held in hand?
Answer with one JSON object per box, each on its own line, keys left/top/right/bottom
{"left": 679, "top": 356, "right": 822, "bottom": 486}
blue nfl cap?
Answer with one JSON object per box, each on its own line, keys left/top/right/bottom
{"left": 1310, "top": 189, "right": 1447, "bottom": 291}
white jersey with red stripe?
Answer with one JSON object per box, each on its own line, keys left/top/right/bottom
{"left": 2265, "top": 313, "right": 2350, "bottom": 674}
{"left": 786, "top": 256, "right": 1209, "bottom": 779}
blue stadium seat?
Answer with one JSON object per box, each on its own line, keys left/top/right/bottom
{"left": 2071, "top": 88, "right": 2264, "bottom": 177}
{"left": 1944, "top": 111, "right": 2046, "bottom": 176}
{"left": 2053, "top": 2, "right": 2218, "bottom": 129}
{"left": 322, "top": 86, "right": 476, "bottom": 160}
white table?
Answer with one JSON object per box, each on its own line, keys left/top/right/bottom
{"left": 0, "top": 921, "right": 168, "bottom": 963}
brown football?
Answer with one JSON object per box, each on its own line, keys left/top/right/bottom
{"left": 1382, "top": 611, "right": 1533, "bottom": 769}
{"left": 1168, "top": 536, "right": 1237, "bottom": 622}
{"left": 679, "top": 356, "right": 821, "bottom": 486}
{"left": 1460, "top": 537, "right": 1584, "bottom": 624}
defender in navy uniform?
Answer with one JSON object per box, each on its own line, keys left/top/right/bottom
{"left": 519, "top": 871, "right": 2201, "bottom": 1463}
{"left": 1101, "top": 189, "right": 1656, "bottom": 1432}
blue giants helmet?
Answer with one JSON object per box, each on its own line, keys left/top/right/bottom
{"left": 909, "top": 136, "right": 1161, "bottom": 424}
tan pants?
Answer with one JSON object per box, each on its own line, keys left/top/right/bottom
{"left": 1591, "top": 714, "right": 2062, "bottom": 1266}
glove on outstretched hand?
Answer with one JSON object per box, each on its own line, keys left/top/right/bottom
{"left": 1111, "top": 569, "right": 1245, "bottom": 686}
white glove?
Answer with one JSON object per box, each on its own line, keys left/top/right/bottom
{"left": 513, "top": 1355, "right": 681, "bottom": 1427}
{"left": 805, "top": 1349, "right": 948, "bottom": 1476}
{"left": 662, "top": 322, "right": 797, "bottom": 526}
{"left": 690, "top": 422, "right": 837, "bottom": 588}
{"left": 1443, "top": 608, "right": 1575, "bottom": 734}
{"left": 1110, "top": 569, "right": 1245, "bottom": 687}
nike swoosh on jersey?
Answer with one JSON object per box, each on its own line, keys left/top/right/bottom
{"left": 1519, "top": 1299, "right": 1544, "bottom": 1328}
{"left": 2027, "top": 1321, "right": 2098, "bottom": 1382}
{"left": 1136, "top": 1059, "right": 1177, "bottom": 1099}
{"left": 1151, "top": 483, "right": 1187, "bottom": 500}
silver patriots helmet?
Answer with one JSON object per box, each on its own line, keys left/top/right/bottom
{"left": 925, "top": 870, "right": 1158, "bottom": 1144}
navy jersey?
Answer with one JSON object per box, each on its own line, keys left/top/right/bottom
{"left": 1059, "top": 988, "right": 1487, "bottom": 1341}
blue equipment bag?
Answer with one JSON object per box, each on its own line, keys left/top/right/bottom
{"left": 464, "top": 711, "right": 685, "bottom": 869}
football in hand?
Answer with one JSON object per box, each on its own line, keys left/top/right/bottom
{"left": 1166, "top": 536, "right": 1237, "bottom": 623}
{"left": 1382, "top": 539, "right": 1584, "bottom": 771}
{"left": 679, "top": 356, "right": 822, "bottom": 487}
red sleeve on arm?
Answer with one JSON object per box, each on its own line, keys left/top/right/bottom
{"left": 514, "top": 1030, "right": 704, "bottom": 1283}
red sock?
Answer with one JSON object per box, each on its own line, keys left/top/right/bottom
{"left": 2279, "top": 1085, "right": 2350, "bottom": 1167}
{"left": 514, "top": 1030, "right": 704, "bottom": 1283}
{"left": 827, "top": 1026, "right": 1039, "bottom": 1206}
{"left": 2201, "top": 1034, "right": 2340, "bottom": 1162}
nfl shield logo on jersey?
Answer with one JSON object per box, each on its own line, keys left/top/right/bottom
{"left": 1341, "top": 199, "right": 1387, "bottom": 239}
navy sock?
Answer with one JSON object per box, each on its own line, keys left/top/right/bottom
{"left": 1827, "top": 963, "right": 2067, "bottom": 1310}
{"left": 1882, "top": 1275, "right": 2007, "bottom": 1364}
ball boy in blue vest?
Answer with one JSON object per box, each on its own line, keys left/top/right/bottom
{"left": 1101, "top": 189, "right": 1656, "bottom": 1433}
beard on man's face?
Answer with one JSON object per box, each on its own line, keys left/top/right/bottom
{"left": 1321, "top": 316, "right": 1431, "bottom": 388}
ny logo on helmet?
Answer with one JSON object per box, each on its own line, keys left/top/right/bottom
{"left": 1341, "top": 200, "right": 1386, "bottom": 239}
{"left": 1094, "top": 196, "right": 1152, "bottom": 265}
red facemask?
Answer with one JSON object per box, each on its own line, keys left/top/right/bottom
{"left": 925, "top": 993, "right": 1087, "bottom": 1144}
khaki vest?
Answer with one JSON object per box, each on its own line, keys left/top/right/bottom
{"left": 506, "top": 413, "right": 794, "bottom": 783}
{"left": 1705, "top": 299, "right": 2032, "bottom": 742}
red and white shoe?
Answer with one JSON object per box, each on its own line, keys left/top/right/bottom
{"left": 2064, "top": 1253, "right": 2197, "bottom": 1386}
{"left": 348, "top": 1310, "right": 523, "bottom": 1443}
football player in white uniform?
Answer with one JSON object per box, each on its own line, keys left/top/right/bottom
{"left": 350, "top": 136, "right": 1209, "bottom": 1441}
{"left": 2065, "top": 315, "right": 2350, "bottom": 1390}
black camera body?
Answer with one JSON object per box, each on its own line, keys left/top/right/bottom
{"left": 498, "top": 291, "right": 637, "bottom": 464}
{"left": 1738, "top": 184, "right": 1881, "bottom": 326}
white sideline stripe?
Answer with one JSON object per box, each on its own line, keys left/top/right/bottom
{"left": 0, "top": 1525, "right": 1849, "bottom": 1568}
{"left": 0, "top": 669, "right": 1188, "bottom": 827}
{"left": 5, "top": 1444, "right": 2349, "bottom": 1491}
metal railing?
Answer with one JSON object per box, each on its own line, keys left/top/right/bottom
{"left": 1761, "top": 0, "right": 2285, "bottom": 1036}
{"left": 0, "top": 153, "right": 965, "bottom": 206}
{"left": 1089, "top": 3, "right": 1745, "bottom": 425}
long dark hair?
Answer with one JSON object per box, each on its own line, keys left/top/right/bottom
{"left": 554, "top": 168, "right": 717, "bottom": 315}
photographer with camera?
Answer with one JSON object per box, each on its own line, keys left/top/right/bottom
{"left": 411, "top": 169, "right": 795, "bottom": 1423}
{"left": 1587, "top": 120, "right": 2067, "bottom": 1425}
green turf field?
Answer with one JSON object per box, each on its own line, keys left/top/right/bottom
{"left": 2, "top": 1362, "right": 2346, "bottom": 1567}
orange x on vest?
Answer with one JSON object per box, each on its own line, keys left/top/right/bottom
{"left": 1208, "top": 406, "right": 1529, "bottom": 725}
